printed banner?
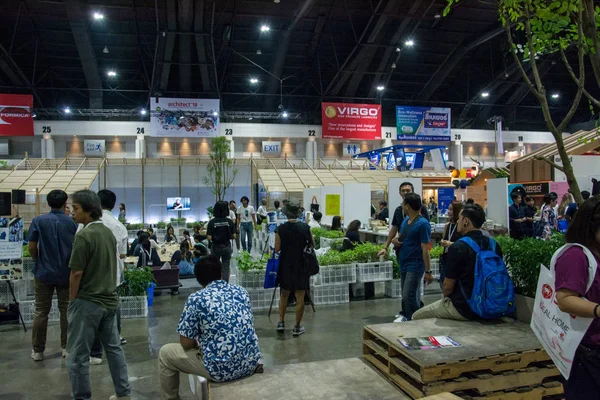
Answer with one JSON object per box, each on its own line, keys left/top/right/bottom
{"left": 322, "top": 102, "right": 381, "bottom": 140}
{"left": 325, "top": 194, "right": 341, "bottom": 216}
{"left": 438, "top": 188, "right": 455, "bottom": 215}
{"left": 508, "top": 182, "right": 550, "bottom": 205}
{"left": 150, "top": 98, "right": 219, "bottom": 137}
{"left": 0, "top": 94, "right": 33, "bottom": 137}
{"left": 0, "top": 217, "right": 24, "bottom": 280}
{"left": 396, "top": 106, "right": 451, "bottom": 141}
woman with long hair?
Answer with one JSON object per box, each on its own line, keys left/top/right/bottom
{"left": 171, "top": 240, "right": 194, "bottom": 275}
{"left": 331, "top": 216, "right": 342, "bottom": 231}
{"left": 207, "top": 201, "right": 236, "bottom": 282}
{"left": 343, "top": 220, "right": 362, "bottom": 251}
{"left": 554, "top": 196, "right": 600, "bottom": 399}
{"left": 164, "top": 226, "right": 177, "bottom": 243}
{"left": 558, "top": 192, "right": 573, "bottom": 218}
{"left": 275, "top": 201, "right": 315, "bottom": 336}
{"left": 440, "top": 202, "right": 463, "bottom": 284}
{"left": 541, "top": 192, "right": 559, "bottom": 240}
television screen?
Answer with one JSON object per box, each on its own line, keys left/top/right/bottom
{"left": 167, "top": 197, "right": 191, "bottom": 211}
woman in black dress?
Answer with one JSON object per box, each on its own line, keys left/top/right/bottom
{"left": 275, "top": 201, "right": 315, "bottom": 336}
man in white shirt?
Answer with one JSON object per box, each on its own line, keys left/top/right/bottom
{"left": 237, "top": 196, "right": 256, "bottom": 252}
{"left": 89, "top": 190, "right": 129, "bottom": 364}
{"left": 308, "top": 211, "right": 322, "bottom": 229}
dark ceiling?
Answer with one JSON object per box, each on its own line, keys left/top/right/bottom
{"left": 0, "top": 0, "right": 597, "bottom": 131}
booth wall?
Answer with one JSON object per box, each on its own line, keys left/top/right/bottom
{"left": 486, "top": 178, "right": 509, "bottom": 229}
{"left": 554, "top": 155, "right": 600, "bottom": 193}
{"left": 343, "top": 183, "right": 371, "bottom": 227}
{"left": 320, "top": 186, "right": 344, "bottom": 226}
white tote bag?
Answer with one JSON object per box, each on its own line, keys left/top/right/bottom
{"left": 530, "top": 243, "right": 598, "bottom": 379}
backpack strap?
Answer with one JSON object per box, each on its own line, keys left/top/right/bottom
{"left": 458, "top": 236, "right": 481, "bottom": 253}
{"left": 550, "top": 243, "right": 599, "bottom": 294}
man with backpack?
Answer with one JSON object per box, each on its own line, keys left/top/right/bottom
{"left": 412, "top": 204, "right": 516, "bottom": 321}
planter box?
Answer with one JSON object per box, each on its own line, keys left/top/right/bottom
{"left": 237, "top": 270, "right": 266, "bottom": 289}
{"left": 430, "top": 259, "right": 440, "bottom": 280}
{"left": 22, "top": 257, "right": 35, "bottom": 280}
{"left": 246, "top": 287, "right": 279, "bottom": 310}
{"left": 320, "top": 237, "right": 344, "bottom": 249}
{"left": 120, "top": 296, "right": 148, "bottom": 319}
{"left": 514, "top": 294, "right": 535, "bottom": 323}
{"left": 356, "top": 261, "right": 393, "bottom": 283}
{"left": 0, "top": 279, "right": 31, "bottom": 304}
{"left": 311, "top": 284, "right": 349, "bottom": 305}
{"left": 384, "top": 279, "right": 425, "bottom": 298}
{"left": 312, "top": 264, "right": 356, "bottom": 286}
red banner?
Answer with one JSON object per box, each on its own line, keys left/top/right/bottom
{"left": 321, "top": 102, "right": 382, "bottom": 140}
{"left": 0, "top": 94, "right": 33, "bottom": 136}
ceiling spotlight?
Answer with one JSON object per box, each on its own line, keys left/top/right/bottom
{"left": 481, "top": 92, "right": 490, "bottom": 98}
{"left": 551, "top": 93, "right": 560, "bottom": 99}
{"left": 93, "top": 12, "right": 104, "bottom": 20}
{"left": 376, "top": 85, "right": 385, "bottom": 91}
{"left": 260, "top": 25, "right": 270, "bottom": 32}
{"left": 64, "top": 107, "right": 71, "bottom": 114}
{"left": 274, "top": 0, "right": 280, "bottom": 3}
{"left": 140, "top": 109, "right": 147, "bottom": 115}
{"left": 396, "top": 47, "right": 401, "bottom": 53}
{"left": 405, "top": 39, "right": 415, "bottom": 47}
{"left": 107, "top": 70, "right": 116, "bottom": 77}
{"left": 434, "top": 13, "right": 441, "bottom": 19}
{"left": 103, "top": 46, "right": 109, "bottom": 54}
{"left": 249, "top": 117, "right": 253, "bottom": 120}
{"left": 213, "top": 111, "right": 218, "bottom": 117}
{"left": 256, "top": 49, "right": 262, "bottom": 55}
{"left": 250, "top": 78, "right": 258, "bottom": 84}
{"left": 282, "top": 111, "right": 289, "bottom": 118}
{"left": 391, "top": 62, "right": 397, "bottom": 69}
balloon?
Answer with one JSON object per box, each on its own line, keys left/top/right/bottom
{"left": 459, "top": 168, "right": 467, "bottom": 179}
{"left": 466, "top": 169, "right": 472, "bottom": 178}
{"left": 452, "top": 179, "right": 460, "bottom": 189}
{"left": 451, "top": 169, "right": 460, "bottom": 178}
{"left": 460, "top": 179, "right": 469, "bottom": 189}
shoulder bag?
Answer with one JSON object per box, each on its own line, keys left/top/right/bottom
{"left": 303, "top": 224, "right": 320, "bottom": 276}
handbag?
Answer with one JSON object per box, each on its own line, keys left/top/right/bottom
{"left": 264, "top": 252, "right": 280, "bottom": 289}
{"left": 303, "top": 243, "right": 320, "bottom": 276}
{"left": 530, "top": 243, "right": 598, "bottom": 379}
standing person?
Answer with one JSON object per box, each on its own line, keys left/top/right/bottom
{"left": 553, "top": 197, "right": 600, "bottom": 399}
{"left": 558, "top": 192, "right": 573, "bottom": 219}
{"left": 67, "top": 190, "right": 130, "bottom": 400}
{"left": 386, "top": 193, "right": 433, "bottom": 321}
{"left": 509, "top": 193, "right": 526, "bottom": 240}
{"left": 377, "top": 201, "right": 389, "bottom": 221}
{"left": 89, "top": 190, "right": 129, "bottom": 365}
{"left": 541, "top": 192, "right": 559, "bottom": 240}
{"left": 28, "top": 189, "right": 77, "bottom": 361}
{"left": 523, "top": 196, "right": 537, "bottom": 237}
{"left": 427, "top": 197, "right": 437, "bottom": 218}
{"left": 275, "top": 201, "right": 314, "bottom": 336}
{"left": 207, "top": 201, "right": 235, "bottom": 282}
{"left": 118, "top": 203, "right": 126, "bottom": 221}
{"left": 164, "top": 226, "right": 177, "bottom": 243}
{"left": 412, "top": 204, "right": 504, "bottom": 321}
{"left": 256, "top": 198, "right": 268, "bottom": 225}
{"left": 308, "top": 211, "right": 322, "bottom": 229}
{"left": 440, "top": 202, "right": 463, "bottom": 285}
{"left": 229, "top": 200, "right": 240, "bottom": 251}
{"left": 237, "top": 196, "right": 256, "bottom": 252}
{"left": 565, "top": 190, "right": 591, "bottom": 223}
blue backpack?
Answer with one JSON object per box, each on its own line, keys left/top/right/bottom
{"left": 458, "top": 237, "right": 516, "bottom": 319}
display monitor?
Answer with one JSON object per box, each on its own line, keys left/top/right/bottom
{"left": 167, "top": 197, "right": 191, "bottom": 211}
{"left": 12, "top": 189, "right": 25, "bottom": 205}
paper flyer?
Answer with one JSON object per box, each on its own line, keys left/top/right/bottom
{"left": 397, "top": 336, "right": 461, "bottom": 350}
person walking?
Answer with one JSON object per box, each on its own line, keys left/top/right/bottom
{"left": 541, "top": 192, "right": 558, "bottom": 240}
{"left": 207, "top": 201, "right": 236, "bottom": 282}
{"left": 275, "top": 201, "right": 315, "bottom": 336}
{"left": 27, "top": 189, "right": 77, "bottom": 361}
{"left": 67, "top": 190, "right": 130, "bottom": 400}
{"left": 553, "top": 197, "right": 600, "bottom": 399}
{"left": 89, "top": 190, "right": 129, "bottom": 365}
{"left": 237, "top": 196, "right": 256, "bottom": 252}
{"left": 118, "top": 203, "right": 126, "bottom": 221}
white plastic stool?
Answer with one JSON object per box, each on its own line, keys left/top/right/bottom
{"left": 188, "top": 374, "right": 210, "bottom": 400}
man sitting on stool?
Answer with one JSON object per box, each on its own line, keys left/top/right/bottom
{"left": 412, "top": 204, "right": 502, "bottom": 321}
{"left": 158, "top": 256, "right": 263, "bottom": 400}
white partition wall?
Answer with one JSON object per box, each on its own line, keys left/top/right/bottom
{"left": 320, "top": 186, "right": 343, "bottom": 226}
{"left": 343, "top": 183, "right": 371, "bottom": 227}
{"left": 486, "top": 178, "right": 509, "bottom": 228}
{"left": 303, "top": 188, "right": 321, "bottom": 211}
{"left": 388, "top": 178, "right": 422, "bottom": 226}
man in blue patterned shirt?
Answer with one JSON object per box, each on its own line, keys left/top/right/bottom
{"left": 158, "top": 256, "right": 262, "bottom": 399}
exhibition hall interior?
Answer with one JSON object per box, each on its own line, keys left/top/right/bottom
{"left": 1, "top": 0, "right": 600, "bottom": 399}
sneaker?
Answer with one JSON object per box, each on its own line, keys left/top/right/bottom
{"left": 90, "top": 357, "right": 103, "bottom": 365}
{"left": 31, "top": 350, "right": 43, "bottom": 361}
{"left": 287, "top": 300, "right": 297, "bottom": 307}
{"left": 120, "top": 337, "right": 127, "bottom": 345}
{"left": 276, "top": 321, "right": 285, "bottom": 333}
{"left": 109, "top": 396, "right": 131, "bottom": 400}
{"left": 394, "top": 315, "right": 408, "bottom": 323}
{"left": 292, "top": 326, "right": 306, "bottom": 336}
{"left": 61, "top": 349, "right": 67, "bottom": 358}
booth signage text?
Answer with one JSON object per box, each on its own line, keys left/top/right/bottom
{"left": 0, "top": 94, "right": 33, "bottom": 137}
{"left": 396, "top": 106, "right": 451, "bottom": 142}
{"left": 321, "top": 102, "right": 382, "bottom": 140}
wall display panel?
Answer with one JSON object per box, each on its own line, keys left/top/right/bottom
{"left": 343, "top": 183, "right": 370, "bottom": 227}
{"left": 150, "top": 98, "right": 219, "bottom": 137}
{"left": 487, "top": 178, "right": 509, "bottom": 229}
{"left": 321, "top": 103, "right": 382, "bottom": 140}
{"left": 0, "top": 94, "right": 33, "bottom": 136}
{"left": 396, "top": 106, "right": 451, "bottom": 142}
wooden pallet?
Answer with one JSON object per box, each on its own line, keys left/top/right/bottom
{"left": 362, "top": 320, "right": 564, "bottom": 400}
{"left": 457, "top": 381, "right": 564, "bottom": 400}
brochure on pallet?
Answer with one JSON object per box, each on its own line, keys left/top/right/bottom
{"left": 397, "top": 336, "right": 461, "bottom": 350}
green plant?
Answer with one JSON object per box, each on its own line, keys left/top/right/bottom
{"left": 235, "top": 251, "right": 267, "bottom": 271}
{"left": 128, "top": 223, "right": 144, "bottom": 230}
{"left": 22, "top": 245, "right": 30, "bottom": 258}
{"left": 321, "top": 230, "right": 345, "bottom": 239}
{"left": 118, "top": 217, "right": 127, "bottom": 224}
{"left": 311, "top": 228, "right": 327, "bottom": 249}
{"left": 203, "top": 136, "right": 239, "bottom": 201}
{"left": 119, "top": 267, "right": 154, "bottom": 297}
{"left": 430, "top": 245, "right": 444, "bottom": 260}
{"left": 389, "top": 253, "right": 401, "bottom": 279}
{"left": 352, "top": 242, "right": 384, "bottom": 263}
{"left": 317, "top": 249, "right": 356, "bottom": 266}
{"left": 156, "top": 221, "right": 167, "bottom": 229}
{"left": 206, "top": 206, "right": 214, "bottom": 219}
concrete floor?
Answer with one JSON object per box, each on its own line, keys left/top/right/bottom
{"left": 0, "top": 290, "right": 440, "bottom": 399}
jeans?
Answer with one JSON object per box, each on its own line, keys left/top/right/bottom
{"left": 32, "top": 277, "right": 69, "bottom": 352}
{"left": 400, "top": 270, "right": 424, "bottom": 320}
{"left": 565, "top": 344, "right": 600, "bottom": 400}
{"left": 67, "top": 298, "right": 130, "bottom": 400}
{"left": 90, "top": 307, "right": 122, "bottom": 359}
{"left": 240, "top": 222, "right": 253, "bottom": 252}
{"left": 211, "top": 244, "right": 233, "bottom": 282}
{"left": 158, "top": 343, "right": 212, "bottom": 400}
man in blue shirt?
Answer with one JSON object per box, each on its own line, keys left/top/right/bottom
{"left": 395, "top": 193, "right": 433, "bottom": 320}
{"left": 158, "top": 256, "right": 262, "bottom": 399}
{"left": 27, "top": 189, "right": 77, "bottom": 361}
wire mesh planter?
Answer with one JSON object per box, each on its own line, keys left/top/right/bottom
{"left": 312, "top": 264, "right": 356, "bottom": 286}
{"left": 430, "top": 259, "right": 440, "bottom": 280}
{"left": 355, "top": 261, "right": 393, "bottom": 283}
{"left": 237, "top": 270, "right": 266, "bottom": 289}
{"left": 310, "top": 284, "right": 349, "bottom": 305}
{"left": 120, "top": 296, "right": 148, "bottom": 319}
{"left": 384, "top": 279, "right": 425, "bottom": 298}
{"left": 0, "top": 280, "right": 31, "bottom": 304}
{"left": 246, "top": 287, "right": 279, "bottom": 310}
{"left": 22, "top": 258, "right": 35, "bottom": 280}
